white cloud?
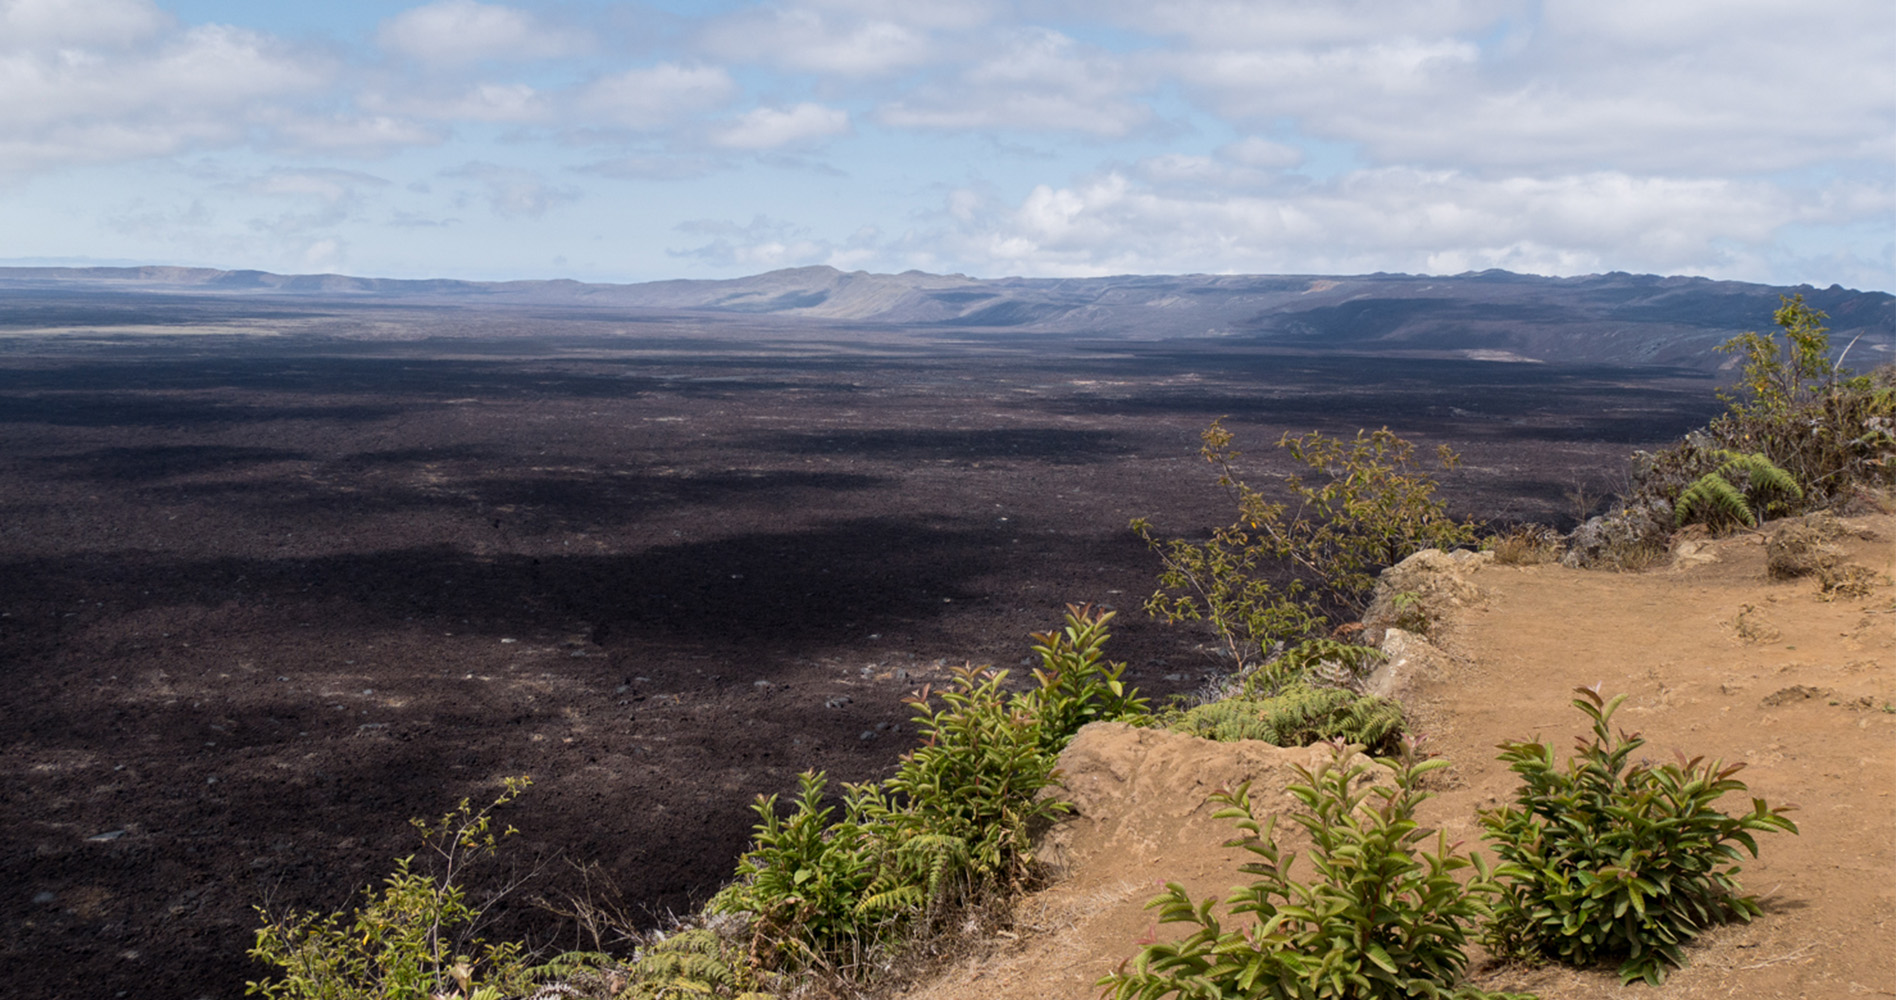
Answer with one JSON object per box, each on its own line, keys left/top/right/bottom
{"left": 1220, "top": 138, "right": 1304, "bottom": 170}
{"left": 362, "top": 82, "right": 549, "bottom": 124}
{"left": 578, "top": 63, "right": 739, "bottom": 130}
{"left": 269, "top": 113, "right": 445, "bottom": 157}
{"left": 0, "top": 25, "right": 323, "bottom": 130}
{"left": 1085, "top": 0, "right": 1516, "bottom": 47}
{"left": 376, "top": 1, "right": 579, "bottom": 65}
{"left": 303, "top": 237, "right": 344, "bottom": 269}
{"left": 932, "top": 166, "right": 1890, "bottom": 283}
{"left": 443, "top": 162, "right": 578, "bottom": 218}
{"left": 0, "top": 0, "right": 170, "bottom": 50}
{"left": 1141, "top": 0, "right": 1892, "bottom": 176}
{"left": 700, "top": 7, "right": 932, "bottom": 76}
{"left": 574, "top": 153, "right": 725, "bottom": 181}
{"left": 247, "top": 168, "right": 390, "bottom": 205}
{"left": 711, "top": 103, "right": 850, "bottom": 150}
{"left": 668, "top": 213, "right": 886, "bottom": 269}
{"left": 876, "top": 28, "right": 1151, "bottom": 136}
{"left": 0, "top": 23, "right": 331, "bottom": 174}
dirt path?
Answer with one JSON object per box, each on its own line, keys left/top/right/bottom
{"left": 899, "top": 515, "right": 1895, "bottom": 1000}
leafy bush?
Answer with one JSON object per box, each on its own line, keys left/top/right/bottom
{"left": 1133, "top": 421, "right": 1476, "bottom": 671}
{"left": 713, "top": 771, "right": 884, "bottom": 969}
{"left": 711, "top": 605, "right": 1147, "bottom": 976}
{"left": 1713, "top": 295, "right": 1894, "bottom": 496}
{"left": 1022, "top": 606, "right": 1151, "bottom": 752}
{"left": 1481, "top": 688, "right": 1799, "bottom": 985}
{"left": 1101, "top": 739, "right": 1527, "bottom": 1000}
{"left": 247, "top": 778, "right": 540, "bottom": 1000}
{"left": 1624, "top": 298, "right": 1894, "bottom": 536}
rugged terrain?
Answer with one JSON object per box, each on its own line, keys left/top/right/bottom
{"left": 0, "top": 272, "right": 1886, "bottom": 1000}
{"left": 900, "top": 515, "right": 1896, "bottom": 1000}
{"left": 1, "top": 264, "right": 1892, "bottom": 371}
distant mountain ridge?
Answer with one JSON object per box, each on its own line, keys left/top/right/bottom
{"left": 0, "top": 264, "right": 1891, "bottom": 371}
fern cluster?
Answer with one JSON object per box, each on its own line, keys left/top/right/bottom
{"left": 618, "top": 929, "right": 774, "bottom": 1000}
{"left": 1163, "top": 683, "right": 1404, "bottom": 755}
{"left": 1672, "top": 450, "right": 1801, "bottom": 530}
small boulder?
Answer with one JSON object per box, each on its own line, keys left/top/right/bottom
{"left": 1562, "top": 500, "right": 1672, "bottom": 570}
{"left": 1361, "top": 627, "right": 1443, "bottom": 702}
{"left": 1361, "top": 548, "right": 1491, "bottom": 644}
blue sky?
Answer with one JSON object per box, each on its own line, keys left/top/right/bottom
{"left": 0, "top": 0, "right": 1892, "bottom": 291}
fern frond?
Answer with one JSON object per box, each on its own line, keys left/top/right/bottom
{"left": 854, "top": 883, "right": 925, "bottom": 916}
{"left": 1734, "top": 451, "right": 1800, "bottom": 500}
{"left": 1675, "top": 473, "right": 1754, "bottom": 528}
{"left": 628, "top": 944, "right": 738, "bottom": 990}
{"left": 1675, "top": 451, "right": 1802, "bottom": 530}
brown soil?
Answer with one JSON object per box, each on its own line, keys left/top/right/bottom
{"left": 898, "top": 515, "right": 1895, "bottom": 1000}
{"left": 0, "top": 333, "right": 1735, "bottom": 1000}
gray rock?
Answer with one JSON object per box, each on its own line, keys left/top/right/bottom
{"left": 1362, "top": 628, "right": 1443, "bottom": 702}
{"left": 1562, "top": 500, "right": 1672, "bottom": 569}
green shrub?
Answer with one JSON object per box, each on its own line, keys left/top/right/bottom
{"left": 710, "top": 605, "right": 1148, "bottom": 976}
{"left": 1163, "top": 683, "right": 1403, "bottom": 754}
{"left": 1133, "top": 421, "right": 1476, "bottom": 671}
{"left": 1714, "top": 295, "right": 1894, "bottom": 495}
{"left": 877, "top": 663, "right": 1068, "bottom": 882}
{"left": 1101, "top": 739, "right": 1527, "bottom": 1000}
{"left": 1022, "top": 604, "right": 1151, "bottom": 752}
{"left": 1481, "top": 688, "right": 1799, "bottom": 985}
{"left": 1628, "top": 298, "right": 1894, "bottom": 528}
{"left": 246, "top": 778, "right": 539, "bottom": 1000}
{"left": 712, "top": 770, "right": 883, "bottom": 969}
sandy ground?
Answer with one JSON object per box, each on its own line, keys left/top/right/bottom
{"left": 897, "top": 514, "right": 1895, "bottom": 1000}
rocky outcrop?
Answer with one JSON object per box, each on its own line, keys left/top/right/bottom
{"left": 1360, "top": 547, "right": 1492, "bottom": 646}
{"left": 1562, "top": 500, "right": 1673, "bottom": 569}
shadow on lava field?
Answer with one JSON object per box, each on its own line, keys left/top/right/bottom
{"left": 0, "top": 334, "right": 1725, "bottom": 1000}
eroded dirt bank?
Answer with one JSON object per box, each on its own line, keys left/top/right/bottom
{"left": 900, "top": 515, "right": 1895, "bottom": 1000}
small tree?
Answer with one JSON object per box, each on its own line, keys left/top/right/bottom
{"left": 1711, "top": 294, "right": 1895, "bottom": 499}
{"left": 1132, "top": 421, "right": 1476, "bottom": 672}
{"left": 1720, "top": 294, "right": 1837, "bottom": 416}
{"left": 247, "top": 778, "right": 539, "bottom": 1000}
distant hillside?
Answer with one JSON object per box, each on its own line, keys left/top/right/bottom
{"left": 0, "top": 264, "right": 1891, "bottom": 371}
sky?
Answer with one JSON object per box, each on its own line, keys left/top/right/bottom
{"left": 0, "top": 0, "right": 1893, "bottom": 291}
